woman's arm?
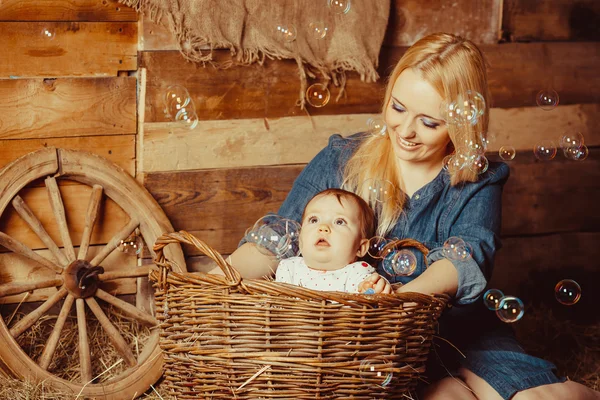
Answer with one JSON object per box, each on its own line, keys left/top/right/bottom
{"left": 395, "top": 258, "right": 458, "bottom": 296}
{"left": 205, "top": 242, "right": 278, "bottom": 278}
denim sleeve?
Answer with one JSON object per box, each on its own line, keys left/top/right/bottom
{"left": 239, "top": 134, "right": 349, "bottom": 249}
{"left": 428, "top": 163, "right": 510, "bottom": 305}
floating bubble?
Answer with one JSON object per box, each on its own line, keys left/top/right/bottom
{"left": 359, "top": 178, "right": 395, "bottom": 203}
{"left": 496, "top": 296, "right": 524, "bottom": 323}
{"left": 450, "top": 91, "right": 486, "bottom": 126}
{"left": 366, "top": 117, "right": 387, "bottom": 137}
{"left": 163, "top": 85, "right": 191, "bottom": 118}
{"left": 367, "top": 236, "right": 389, "bottom": 259}
{"left": 306, "top": 83, "right": 330, "bottom": 108}
{"left": 117, "top": 234, "right": 144, "bottom": 255}
{"left": 536, "top": 89, "right": 559, "bottom": 111}
{"left": 483, "top": 289, "right": 504, "bottom": 311}
{"left": 41, "top": 27, "right": 56, "bottom": 40}
{"left": 328, "top": 0, "right": 351, "bottom": 15}
{"left": 469, "top": 155, "right": 489, "bottom": 174}
{"left": 382, "top": 249, "right": 417, "bottom": 276}
{"left": 246, "top": 216, "right": 301, "bottom": 259}
{"left": 275, "top": 24, "right": 297, "bottom": 42}
{"left": 499, "top": 146, "right": 516, "bottom": 161}
{"left": 359, "top": 356, "right": 393, "bottom": 387}
{"left": 445, "top": 154, "right": 466, "bottom": 174}
{"left": 463, "top": 138, "right": 485, "bottom": 155}
{"left": 442, "top": 237, "right": 472, "bottom": 261}
{"left": 308, "top": 21, "right": 328, "bottom": 39}
{"left": 554, "top": 279, "right": 581, "bottom": 306}
{"left": 480, "top": 131, "right": 495, "bottom": 151}
{"left": 533, "top": 140, "right": 557, "bottom": 161}
{"left": 563, "top": 145, "right": 588, "bottom": 161}
{"left": 175, "top": 107, "right": 199, "bottom": 130}
{"left": 559, "top": 132, "right": 584, "bottom": 151}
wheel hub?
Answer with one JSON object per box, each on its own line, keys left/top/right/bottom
{"left": 64, "top": 260, "right": 104, "bottom": 298}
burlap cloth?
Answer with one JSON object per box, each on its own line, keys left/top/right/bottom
{"left": 120, "top": 0, "right": 390, "bottom": 107}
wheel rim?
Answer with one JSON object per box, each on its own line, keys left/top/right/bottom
{"left": 0, "top": 148, "right": 185, "bottom": 398}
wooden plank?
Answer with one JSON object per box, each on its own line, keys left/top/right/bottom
{"left": 499, "top": 147, "right": 600, "bottom": 237}
{"left": 140, "top": 15, "right": 177, "bottom": 51}
{"left": 491, "top": 232, "right": 600, "bottom": 300}
{"left": 0, "top": 0, "right": 137, "bottom": 21}
{"left": 385, "top": 0, "right": 501, "bottom": 46}
{"left": 0, "top": 22, "right": 137, "bottom": 78}
{"left": 143, "top": 104, "right": 600, "bottom": 173}
{"left": 0, "top": 77, "right": 136, "bottom": 139}
{"left": 145, "top": 148, "right": 600, "bottom": 256}
{"left": 144, "top": 165, "right": 303, "bottom": 255}
{"left": 0, "top": 183, "right": 130, "bottom": 252}
{"left": 142, "top": 42, "right": 600, "bottom": 122}
{"left": 0, "top": 135, "right": 135, "bottom": 176}
{"left": 502, "top": 0, "right": 600, "bottom": 42}
{"left": 0, "top": 244, "right": 138, "bottom": 304}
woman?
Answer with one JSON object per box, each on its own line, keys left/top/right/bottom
{"left": 214, "top": 33, "right": 598, "bottom": 399}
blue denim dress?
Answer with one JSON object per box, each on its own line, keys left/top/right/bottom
{"left": 246, "top": 133, "right": 563, "bottom": 398}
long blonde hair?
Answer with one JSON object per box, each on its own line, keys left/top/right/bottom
{"left": 343, "top": 33, "right": 490, "bottom": 236}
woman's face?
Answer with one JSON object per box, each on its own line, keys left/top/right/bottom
{"left": 384, "top": 68, "right": 451, "bottom": 166}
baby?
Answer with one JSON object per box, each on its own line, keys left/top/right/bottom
{"left": 276, "top": 188, "right": 391, "bottom": 294}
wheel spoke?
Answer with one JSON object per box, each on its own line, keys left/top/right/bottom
{"left": 99, "top": 265, "right": 150, "bottom": 281}
{"left": 39, "top": 294, "right": 75, "bottom": 370}
{"left": 90, "top": 218, "right": 139, "bottom": 267}
{"left": 78, "top": 185, "right": 103, "bottom": 261}
{"left": 76, "top": 298, "right": 92, "bottom": 383}
{"left": 12, "top": 195, "right": 68, "bottom": 267}
{"left": 0, "top": 278, "right": 63, "bottom": 298}
{"left": 9, "top": 287, "right": 68, "bottom": 338}
{"left": 45, "top": 176, "right": 76, "bottom": 262}
{"left": 85, "top": 297, "right": 137, "bottom": 367}
{"left": 0, "top": 231, "right": 62, "bottom": 274}
{"left": 95, "top": 289, "right": 157, "bottom": 326}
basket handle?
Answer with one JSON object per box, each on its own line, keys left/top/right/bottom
{"left": 153, "top": 231, "right": 242, "bottom": 286}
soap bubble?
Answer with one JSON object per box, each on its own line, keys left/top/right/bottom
{"left": 308, "top": 21, "right": 328, "bottom": 39}
{"left": 246, "top": 216, "right": 301, "bottom": 259}
{"left": 41, "top": 27, "right": 56, "bottom": 40}
{"left": 559, "top": 132, "right": 584, "bottom": 151}
{"left": 442, "top": 237, "right": 472, "bottom": 260}
{"left": 463, "top": 138, "right": 485, "bottom": 155}
{"left": 328, "top": 0, "right": 351, "bottom": 15}
{"left": 306, "top": 83, "right": 330, "bottom": 108}
{"left": 359, "top": 356, "right": 393, "bottom": 387}
{"left": 452, "top": 91, "right": 486, "bottom": 126}
{"left": 366, "top": 117, "right": 387, "bottom": 137}
{"left": 382, "top": 249, "right": 417, "bottom": 276}
{"left": 175, "top": 107, "right": 199, "bottom": 130}
{"left": 445, "top": 154, "right": 466, "bottom": 174}
{"left": 117, "top": 234, "right": 144, "bottom": 255}
{"left": 367, "top": 236, "right": 389, "bottom": 259}
{"left": 359, "top": 178, "right": 395, "bottom": 203}
{"left": 275, "top": 24, "right": 297, "bottom": 42}
{"left": 499, "top": 146, "right": 516, "bottom": 161}
{"left": 496, "top": 296, "right": 524, "bottom": 323}
{"left": 554, "top": 279, "right": 581, "bottom": 306}
{"left": 536, "top": 89, "right": 559, "bottom": 111}
{"left": 163, "top": 85, "right": 191, "bottom": 118}
{"left": 469, "top": 155, "right": 489, "bottom": 174}
{"left": 483, "top": 289, "right": 504, "bottom": 311}
{"left": 533, "top": 140, "right": 557, "bottom": 161}
{"left": 563, "top": 145, "right": 588, "bottom": 161}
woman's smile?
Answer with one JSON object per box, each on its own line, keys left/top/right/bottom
{"left": 397, "top": 136, "right": 421, "bottom": 150}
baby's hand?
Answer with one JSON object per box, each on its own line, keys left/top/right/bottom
{"left": 358, "top": 273, "right": 392, "bottom": 294}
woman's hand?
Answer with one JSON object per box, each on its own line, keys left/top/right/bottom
{"left": 359, "top": 273, "right": 392, "bottom": 294}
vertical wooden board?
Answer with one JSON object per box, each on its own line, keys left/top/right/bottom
{"left": 385, "top": 0, "right": 502, "bottom": 46}
{"left": 0, "top": 77, "right": 137, "bottom": 139}
{"left": 502, "top": 0, "right": 600, "bottom": 42}
{"left": 0, "top": 22, "right": 137, "bottom": 77}
{"left": 0, "top": 0, "right": 137, "bottom": 21}
{"left": 0, "top": 135, "right": 136, "bottom": 176}
{"left": 143, "top": 165, "right": 304, "bottom": 255}
{"left": 499, "top": 148, "right": 600, "bottom": 236}
{"left": 0, "top": 245, "right": 138, "bottom": 304}
{"left": 0, "top": 183, "right": 130, "bottom": 252}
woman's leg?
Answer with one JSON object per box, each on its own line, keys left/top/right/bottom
{"left": 512, "top": 380, "right": 600, "bottom": 400}
{"left": 421, "top": 375, "right": 478, "bottom": 400}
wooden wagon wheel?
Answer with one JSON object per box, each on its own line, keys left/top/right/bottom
{"left": 0, "top": 148, "right": 186, "bottom": 398}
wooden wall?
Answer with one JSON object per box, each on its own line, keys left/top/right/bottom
{"left": 1, "top": 0, "right": 599, "bottom": 309}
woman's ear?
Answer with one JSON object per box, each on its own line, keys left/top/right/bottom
{"left": 356, "top": 238, "right": 370, "bottom": 257}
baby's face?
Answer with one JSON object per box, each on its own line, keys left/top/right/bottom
{"left": 299, "top": 194, "right": 367, "bottom": 271}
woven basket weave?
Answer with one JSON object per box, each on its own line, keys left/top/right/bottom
{"left": 151, "top": 231, "right": 449, "bottom": 399}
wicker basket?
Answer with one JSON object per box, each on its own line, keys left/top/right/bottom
{"left": 151, "top": 231, "right": 450, "bottom": 399}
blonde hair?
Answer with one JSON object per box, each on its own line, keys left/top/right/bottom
{"left": 342, "top": 33, "right": 490, "bottom": 236}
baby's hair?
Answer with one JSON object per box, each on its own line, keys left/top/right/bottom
{"left": 302, "top": 188, "right": 376, "bottom": 239}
